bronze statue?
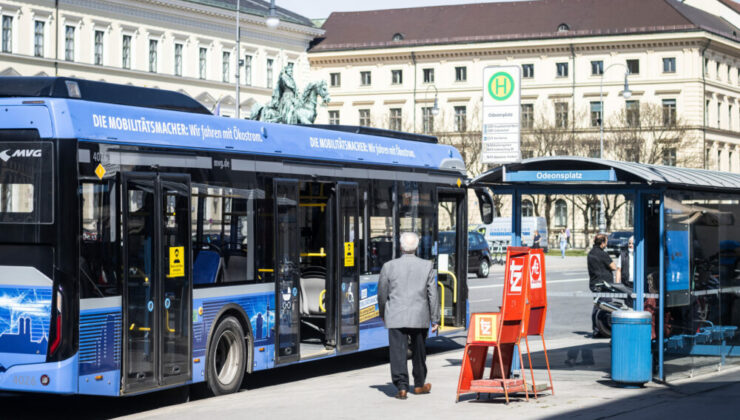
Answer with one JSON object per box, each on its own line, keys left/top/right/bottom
{"left": 250, "top": 65, "right": 330, "bottom": 125}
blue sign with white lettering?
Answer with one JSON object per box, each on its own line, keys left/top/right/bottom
{"left": 504, "top": 170, "right": 616, "bottom": 182}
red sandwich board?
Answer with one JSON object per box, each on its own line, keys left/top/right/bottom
{"left": 456, "top": 247, "right": 530, "bottom": 403}
{"left": 522, "top": 248, "right": 554, "bottom": 398}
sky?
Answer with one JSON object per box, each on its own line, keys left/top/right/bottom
{"left": 277, "top": 0, "right": 520, "bottom": 20}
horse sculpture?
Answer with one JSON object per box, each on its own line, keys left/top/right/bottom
{"left": 250, "top": 77, "right": 330, "bottom": 125}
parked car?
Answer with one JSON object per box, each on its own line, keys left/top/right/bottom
{"left": 439, "top": 231, "right": 492, "bottom": 278}
{"left": 606, "top": 231, "right": 633, "bottom": 256}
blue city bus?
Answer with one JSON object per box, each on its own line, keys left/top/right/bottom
{"left": 0, "top": 77, "right": 492, "bottom": 397}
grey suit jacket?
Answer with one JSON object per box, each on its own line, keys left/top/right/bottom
{"left": 377, "top": 254, "right": 440, "bottom": 329}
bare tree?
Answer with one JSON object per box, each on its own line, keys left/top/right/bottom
{"left": 604, "top": 101, "right": 699, "bottom": 166}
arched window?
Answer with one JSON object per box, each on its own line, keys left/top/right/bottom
{"left": 522, "top": 199, "right": 534, "bottom": 217}
{"left": 392, "top": 33, "right": 404, "bottom": 41}
{"left": 555, "top": 199, "right": 567, "bottom": 227}
{"left": 557, "top": 23, "right": 570, "bottom": 32}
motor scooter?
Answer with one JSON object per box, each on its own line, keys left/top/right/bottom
{"left": 593, "top": 282, "right": 634, "bottom": 338}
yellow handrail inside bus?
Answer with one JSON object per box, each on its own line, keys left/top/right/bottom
{"left": 258, "top": 268, "right": 274, "bottom": 273}
{"left": 165, "top": 309, "right": 176, "bottom": 333}
{"left": 300, "top": 247, "right": 326, "bottom": 258}
{"left": 439, "top": 270, "right": 457, "bottom": 303}
{"left": 319, "top": 289, "right": 326, "bottom": 313}
{"left": 437, "top": 281, "right": 445, "bottom": 329}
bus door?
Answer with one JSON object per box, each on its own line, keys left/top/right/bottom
{"left": 274, "top": 179, "right": 301, "bottom": 364}
{"left": 122, "top": 173, "right": 192, "bottom": 394}
{"left": 436, "top": 189, "right": 467, "bottom": 328}
{"left": 335, "top": 182, "right": 360, "bottom": 352}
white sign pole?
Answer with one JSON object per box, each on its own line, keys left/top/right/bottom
{"left": 481, "top": 66, "right": 521, "bottom": 164}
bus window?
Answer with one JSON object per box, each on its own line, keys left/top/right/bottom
{"left": 367, "top": 180, "right": 394, "bottom": 274}
{"left": 255, "top": 177, "right": 274, "bottom": 283}
{"left": 79, "top": 181, "right": 120, "bottom": 298}
{"left": 398, "top": 181, "right": 435, "bottom": 260}
{"left": 0, "top": 141, "right": 53, "bottom": 224}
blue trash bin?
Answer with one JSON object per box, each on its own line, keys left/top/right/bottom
{"left": 611, "top": 310, "right": 652, "bottom": 386}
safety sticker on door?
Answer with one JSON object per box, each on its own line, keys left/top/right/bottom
{"left": 169, "top": 246, "right": 185, "bottom": 277}
{"left": 344, "top": 242, "right": 354, "bottom": 267}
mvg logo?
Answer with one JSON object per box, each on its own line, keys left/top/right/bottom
{"left": 0, "top": 149, "right": 42, "bottom": 162}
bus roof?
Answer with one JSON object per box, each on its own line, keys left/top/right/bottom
{"left": 1, "top": 96, "right": 466, "bottom": 174}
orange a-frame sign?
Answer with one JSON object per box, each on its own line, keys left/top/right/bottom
{"left": 456, "top": 247, "right": 530, "bottom": 404}
{"left": 522, "top": 248, "right": 554, "bottom": 397}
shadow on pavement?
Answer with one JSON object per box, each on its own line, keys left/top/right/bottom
{"left": 0, "top": 334, "right": 467, "bottom": 419}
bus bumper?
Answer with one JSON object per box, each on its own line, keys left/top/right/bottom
{"left": 0, "top": 354, "right": 78, "bottom": 394}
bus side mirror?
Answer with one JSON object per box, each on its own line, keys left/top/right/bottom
{"left": 475, "top": 187, "right": 494, "bottom": 225}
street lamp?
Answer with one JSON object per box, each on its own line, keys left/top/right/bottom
{"left": 265, "top": 0, "right": 280, "bottom": 29}
{"left": 425, "top": 84, "right": 439, "bottom": 114}
{"left": 235, "top": 0, "right": 241, "bottom": 119}
{"left": 598, "top": 62, "right": 632, "bottom": 233}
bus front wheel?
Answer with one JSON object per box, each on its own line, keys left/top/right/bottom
{"left": 207, "top": 316, "right": 247, "bottom": 395}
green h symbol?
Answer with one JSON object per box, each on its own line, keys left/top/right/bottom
{"left": 495, "top": 77, "right": 508, "bottom": 96}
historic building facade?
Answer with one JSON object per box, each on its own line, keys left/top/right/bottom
{"left": 308, "top": 0, "right": 740, "bottom": 247}
{"left": 0, "top": 0, "right": 322, "bottom": 116}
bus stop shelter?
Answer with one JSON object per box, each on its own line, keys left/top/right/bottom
{"left": 471, "top": 156, "right": 740, "bottom": 382}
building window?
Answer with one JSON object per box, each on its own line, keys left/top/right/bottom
{"left": 662, "top": 99, "right": 676, "bottom": 126}
{"left": 360, "top": 71, "right": 371, "bottom": 86}
{"left": 174, "top": 43, "right": 182, "bottom": 76}
{"left": 389, "top": 108, "right": 402, "bottom": 131}
{"left": 556, "top": 62, "right": 568, "bottom": 78}
{"left": 663, "top": 57, "right": 676, "bottom": 73}
{"left": 522, "top": 64, "right": 534, "bottom": 78}
{"left": 555, "top": 102, "right": 568, "bottom": 128}
{"left": 718, "top": 102, "right": 721, "bottom": 128}
{"left": 554, "top": 199, "right": 567, "bottom": 227}
{"left": 244, "top": 55, "right": 252, "bottom": 85}
{"left": 328, "top": 110, "right": 340, "bottom": 125}
{"left": 626, "top": 59, "right": 639, "bottom": 75}
{"left": 423, "top": 68, "right": 434, "bottom": 83}
{"left": 718, "top": 149, "right": 722, "bottom": 170}
{"left": 266, "top": 58, "right": 274, "bottom": 87}
{"left": 591, "top": 60, "right": 603, "bottom": 76}
{"left": 64, "top": 25, "right": 75, "bottom": 61}
{"left": 34, "top": 21, "right": 44, "bottom": 57}
{"left": 730, "top": 151, "right": 734, "bottom": 172}
{"left": 391, "top": 69, "right": 402, "bottom": 85}
{"left": 455, "top": 66, "right": 467, "bottom": 82}
{"left": 2, "top": 16, "right": 12, "bottom": 53}
{"left": 590, "top": 101, "right": 603, "bottom": 127}
{"left": 521, "top": 104, "right": 533, "bottom": 129}
{"left": 94, "top": 30, "right": 104, "bottom": 66}
{"left": 222, "top": 51, "right": 230, "bottom": 82}
{"left": 422, "top": 107, "right": 435, "bottom": 133}
{"left": 149, "top": 39, "right": 158, "bottom": 73}
{"left": 121, "top": 34, "right": 131, "bottom": 69}
{"left": 625, "top": 201, "right": 634, "bottom": 227}
{"left": 662, "top": 148, "right": 677, "bottom": 166}
{"left": 589, "top": 203, "right": 601, "bottom": 228}
{"left": 522, "top": 199, "right": 534, "bottom": 217}
{"left": 730, "top": 105, "right": 733, "bottom": 131}
{"left": 454, "top": 106, "right": 466, "bottom": 132}
{"left": 330, "top": 72, "right": 341, "bottom": 87}
{"left": 199, "top": 47, "right": 207, "bottom": 79}
{"left": 704, "top": 58, "right": 709, "bottom": 76}
{"left": 626, "top": 100, "right": 640, "bottom": 127}
{"left": 359, "top": 109, "right": 370, "bottom": 126}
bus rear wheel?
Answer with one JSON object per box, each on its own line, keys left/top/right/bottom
{"left": 207, "top": 316, "right": 246, "bottom": 396}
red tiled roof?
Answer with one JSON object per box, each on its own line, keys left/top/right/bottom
{"left": 310, "top": 0, "right": 739, "bottom": 52}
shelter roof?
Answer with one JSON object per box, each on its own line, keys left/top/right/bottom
{"left": 471, "top": 156, "right": 740, "bottom": 191}
{"left": 310, "top": 0, "right": 739, "bottom": 52}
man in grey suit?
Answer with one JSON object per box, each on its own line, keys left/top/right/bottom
{"left": 378, "top": 232, "right": 440, "bottom": 400}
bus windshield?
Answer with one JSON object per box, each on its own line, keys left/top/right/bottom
{"left": 0, "top": 141, "right": 53, "bottom": 223}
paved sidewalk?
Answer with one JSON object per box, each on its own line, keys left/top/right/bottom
{"left": 116, "top": 333, "right": 740, "bottom": 420}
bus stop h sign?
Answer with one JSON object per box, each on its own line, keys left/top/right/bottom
{"left": 482, "top": 66, "right": 521, "bottom": 164}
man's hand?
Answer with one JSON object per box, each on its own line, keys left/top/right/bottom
{"left": 431, "top": 323, "right": 439, "bottom": 333}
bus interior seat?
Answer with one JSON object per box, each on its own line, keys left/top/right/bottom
{"left": 224, "top": 253, "right": 248, "bottom": 282}
{"left": 193, "top": 250, "right": 222, "bottom": 285}
{"left": 299, "top": 266, "right": 327, "bottom": 317}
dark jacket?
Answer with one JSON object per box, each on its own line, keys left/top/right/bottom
{"left": 619, "top": 249, "right": 634, "bottom": 288}
{"left": 587, "top": 245, "right": 614, "bottom": 291}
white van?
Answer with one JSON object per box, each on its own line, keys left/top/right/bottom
{"left": 476, "top": 217, "right": 549, "bottom": 252}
